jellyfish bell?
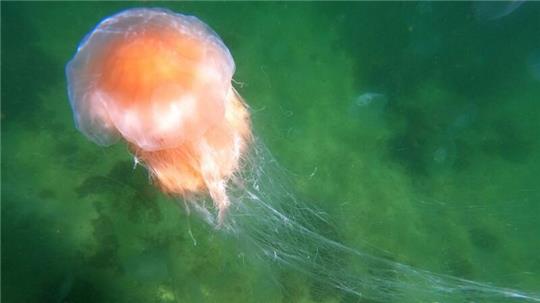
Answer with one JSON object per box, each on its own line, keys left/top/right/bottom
{"left": 66, "top": 8, "right": 251, "bottom": 220}
{"left": 67, "top": 8, "right": 236, "bottom": 150}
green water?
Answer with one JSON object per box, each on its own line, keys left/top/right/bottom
{"left": 2, "top": 2, "right": 539, "bottom": 302}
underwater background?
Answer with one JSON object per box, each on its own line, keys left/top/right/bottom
{"left": 2, "top": 2, "right": 540, "bottom": 302}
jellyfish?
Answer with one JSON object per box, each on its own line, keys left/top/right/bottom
{"left": 67, "top": 8, "right": 540, "bottom": 302}
{"left": 473, "top": 0, "right": 525, "bottom": 21}
{"left": 66, "top": 8, "right": 251, "bottom": 223}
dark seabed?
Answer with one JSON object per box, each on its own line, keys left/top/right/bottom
{"left": 2, "top": 2, "right": 540, "bottom": 303}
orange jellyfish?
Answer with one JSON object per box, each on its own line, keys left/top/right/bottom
{"left": 66, "top": 8, "right": 251, "bottom": 222}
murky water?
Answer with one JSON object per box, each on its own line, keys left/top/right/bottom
{"left": 2, "top": 2, "right": 539, "bottom": 302}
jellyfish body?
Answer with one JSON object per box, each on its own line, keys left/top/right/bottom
{"left": 66, "top": 8, "right": 251, "bottom": 220}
